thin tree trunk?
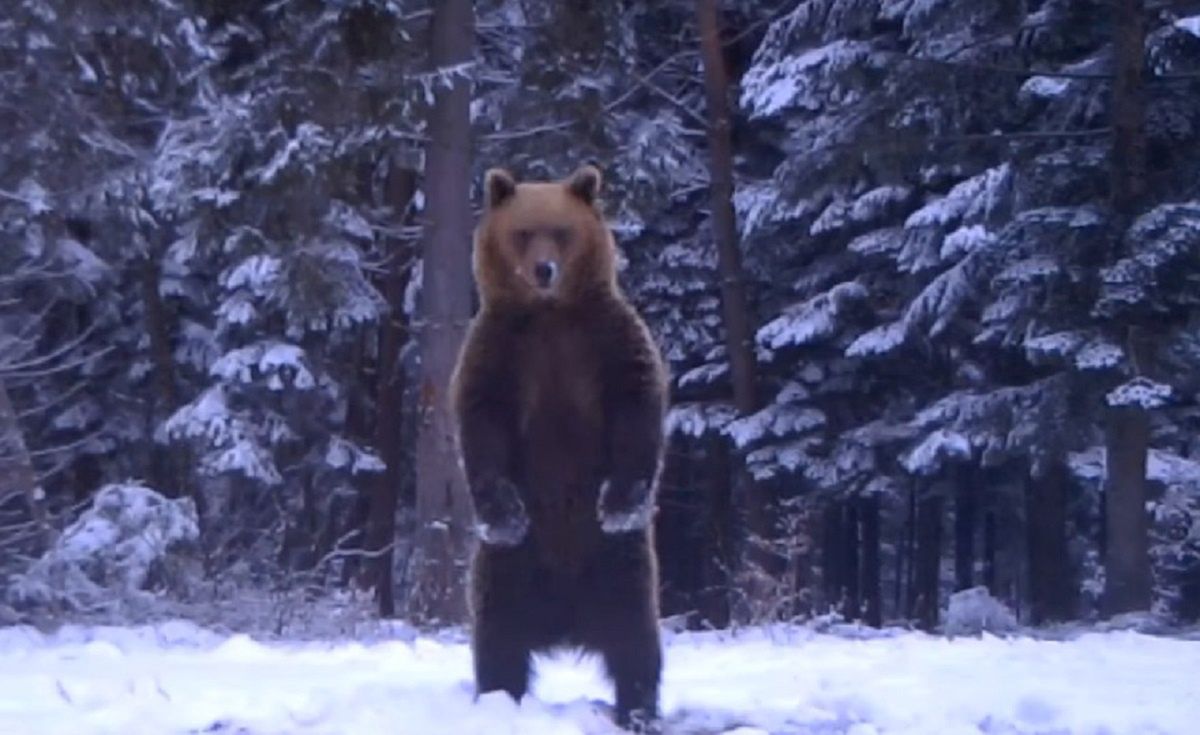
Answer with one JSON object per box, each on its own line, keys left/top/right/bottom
{"left": 701, "top": 436, "right": 733, "bottom": 628}
{"left": 913, "top": 495, "right": 943, "bottom": 631}
{"left": 894, "top": 491, "right": 907, "bottom": 619}
{"left": 695, "top": 0, "right": 778, "bottom": 611}
{"left": 954, "top": 466, "right": 976, "bottom": 591}
{"left": 409, "top": 0, "right": 475, "bottom": 625}
{"left": 843, "top": 499, "right": 860, "bottom": 620}
{"left": 1027, "top": 460, "right": 1076, "bottom": 623}
{"left": 905, "top": 485, "right": 917, "bottom": 617}
{"left": 1104, "top": 0, "right": 1153, "bottom": 617}
{"left": 984, "top": 509, "right": 997, "bottom": 595}
{"left": 860, "top": 493, "right": 882, "bottom": 627}
{"left": 822, "top": 501, "right": 844, "bottom": 613}
{"left": 364, "top": 164, "right": 417, "bottom": 618}
{"left": 0, "top": 377, "right": 52, "bottom": 552}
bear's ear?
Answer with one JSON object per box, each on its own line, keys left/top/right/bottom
{"left": 566, "top": 165, "right": 602, "bottom": 206}
{"left": 484, "top": 168, "right": 517, "bottom": 209}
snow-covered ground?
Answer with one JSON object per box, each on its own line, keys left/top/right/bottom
{"left": 1, "top": 622, "right": 1197, "bottom": 735}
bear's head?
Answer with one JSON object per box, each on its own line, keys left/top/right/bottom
{"left": 473, "top": 165, "right": 617, "bottom": 307}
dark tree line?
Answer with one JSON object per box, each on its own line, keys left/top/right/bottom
{"left": 2, "top": 0, "right": 1200, "bottom": 632}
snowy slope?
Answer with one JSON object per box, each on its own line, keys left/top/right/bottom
{"left": 0, "top": 622, "right": 1197, "bottom": 734}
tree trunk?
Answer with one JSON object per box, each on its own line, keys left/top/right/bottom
{"left": 954, "top": 466, "right": 976, "bottom": 591}
{"left": 843, "top": 499, "right": 860, "bottom": 620}
{"left": 700, "top": 436, "right": 733, "bottom": 627}
{"left": 984, "top": 508, "right": 997, "bottom": 595}
{"left": 1026, "top": 460, "right": 1076, "bottom": 623}
{"left": 913, "top": 495, "right": 943, "bottom": 631}
{"left": 363, "top": 164, "right": 417, "bottom": 618}
{"left": 860, "top": 494, "right": 882, "bottom": 627}
{"left": 0, "top": 376, "right": 52, "bottom": 552}
{"left": 1104, "top": 0, "right": 1153, "bottom": 617}
{"left": 822, "top": 501, "right": 844, "bottom": 613}
{"left": 694, "top": 0, "right": 778, "bottom": 611}
{"left": 409, "top": 0, "right": 475, "bottom": 625}
{"left": 904, "top": 485, "right": 917, "bottom": 617}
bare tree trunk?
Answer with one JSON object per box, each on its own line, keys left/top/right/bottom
{"left": 984, "top": 508, "right": 998, "bottom": 595}
{"left": 700, "top": 436, "right": 733, "bottom": 627}
{"left": 364, "top": 164, "right": 417, "bottom": 618}
{"left": 139, "top": 253, "right": 178, "bottom": 491}
{"left": 0, "top": 376, "right": 52, "bottom": 552}
{"left": 1104, "top": 0, "right": 1153, "bottom": 617}
{"left": 913, "top": 495, "right": 943, "bottom": 631}
{"left": 843, "top": 499, "right": 860, "bottom": 620}
{"left": 904, "top": 485, "right": 917, "bottom": 616}
{"left": 1027, "top": 460, "right": 1076, "bottom": 623}
{"left": 822, "top": 501, "right": 844, "bottom": 613}
{"left": 409, "top": 0, "right": 475, "bottom": 625}
{"left": 954, "top": 466, "right": 976, "bottom": 591}
{"left": 695, "top": 0, "right": 777, "bottom": 611}
{"left": 860, "top": 493, "right": 882, "bottom": 627}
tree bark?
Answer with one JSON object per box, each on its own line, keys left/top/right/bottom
{"left": 821, "top": 501, "right": 844, "bottom": 613}
{"left": 860, "top": 493, "right": 882, "bottom": 627}
{"left": 409, "top": 0, "right": 475, "bottom": 625}
{"left": 983, "top": 508, "right": 998, "bottom": 595}
{"left": 954, "top": 466, "right": 976, "bottom": 591}
{"left": 364, "top": 164, "right": 417, "bottom": 618}
{"left": 1026, "top": 460, "right": 1076, "bottom": 623}
{"left": 700, "top": 436, "right": 733, "bottom": 627}
{"left": 913, "top": 495, "right": 943, "bottom": 631}
{"left": 1104, "top": 0, "right": 1153, "bottom": 617}
{"left": 843, "top": 498, "right": 860, "bottom": 620}
{"left": 0, "top": 376, "right": 52, "bottom": 552}
{"left": 695, "top": 0, "right": 778, "bottom": 609}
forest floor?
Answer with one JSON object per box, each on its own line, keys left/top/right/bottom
{"left": 0, "top": 620, "right": 1196, "bottom": 735}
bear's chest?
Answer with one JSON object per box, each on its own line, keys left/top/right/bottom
{"left": 512, "top": 319, "right": 603, "bottom": 435}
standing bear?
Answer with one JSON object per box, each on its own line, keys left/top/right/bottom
{"left": 450, "top": 165, "right": 669, "bottom": 730}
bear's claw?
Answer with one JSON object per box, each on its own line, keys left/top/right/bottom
{"left": 597, "top": 479, "right": 654, "bottom": 533}
{"left": 473, "top": 478, "right": 530, "bottom": 546}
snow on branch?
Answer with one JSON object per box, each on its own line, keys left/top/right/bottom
{"left": 210, "top": 342, "right": 316, "bottom": 391}
{"left": 7, "top": 483, "right": 198, "bottom": 612}
{"left": 902, "top": 428, "right": 971, "bottom": 475}
{"left": 725, "top": 384, "right": 825, "bottom": 449}
{"left": 757, "top": 281, "right": 867, "bottom": 350}
{"left": 741, "top": 40, "right": 875, "bottom": 118}
{"left": 666, "top": 402, "right": 737, "bottom": 438}
{"left": 1097, "top": 202, "right": 1200, "bottom": 317}
{"left": 1106, "top": 377, "right": 1173, "bottom": 409}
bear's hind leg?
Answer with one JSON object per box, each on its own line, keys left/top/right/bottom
{"left": 473, "top": 623, "right": 531, "bottom": 702}
{"left": 581, "top": 538, "right": 663, "bottom": 731}
{"left": 601, "top": 623, "right": 662, "bottom": 732}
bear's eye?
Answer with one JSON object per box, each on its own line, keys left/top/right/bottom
{"left": 513, "top": 229, "right": 534, "bottom": 253}
{"left": 549, "top": 226, "right": 572, "bottom": 250}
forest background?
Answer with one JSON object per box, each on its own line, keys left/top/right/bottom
{"left": 3, "top": 0, "right": 1200, "bottom": 635}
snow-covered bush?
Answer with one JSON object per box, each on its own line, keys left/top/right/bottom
{"left": 7, "top": 483, "right": 200, "bottom": 613}
{"left": 943, "top": 586, "right": 1018, "bottom": 636}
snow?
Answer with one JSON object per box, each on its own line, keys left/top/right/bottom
{"left": 7, "top": 484, "right": 198, "bottom": 612}
{"left": 1020, "top": 76, "right": 1070, "bottom": 99}
{"left": 756, "top": 281, "right": 867, "bottom": 350}
{"left": 1106, "top": 377, "right": 1173, "bottom": 409}
{"left": 1175, "top": 16, "right": 1200, "bottom": 38}
{"left": 1, "top": 623, "right": 1198, "bottom": 734}
{"left": 943, "top": 587, "right": 1018, "bottom": 637}
{"left": 902, "top": 428, "right": 972, "bottom": 475}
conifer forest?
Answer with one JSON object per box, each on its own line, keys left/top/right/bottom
{"left": 5, "top": 0, "right": 1200, "bottom": 642}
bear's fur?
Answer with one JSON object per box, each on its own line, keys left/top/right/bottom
{"left": 450, "top": 165, "right": 669, "bottom": 730}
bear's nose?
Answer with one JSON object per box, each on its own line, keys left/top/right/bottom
{"left": 534, "top": 260, "right": 557, "bottom": 288}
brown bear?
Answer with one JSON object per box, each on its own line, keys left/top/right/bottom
{"left": 450, "top": 165, "right": 669, "bottom": 731}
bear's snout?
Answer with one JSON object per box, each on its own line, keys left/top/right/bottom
{"left": 534, "top": 260, "right": 557, "bottom": 289}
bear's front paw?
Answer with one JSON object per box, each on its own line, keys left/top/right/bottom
{"left": 597, "top": 478, "right": 654, "bottom": 534}
{"left": 473, "top": 478, "right": 530, "bottom": 547}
